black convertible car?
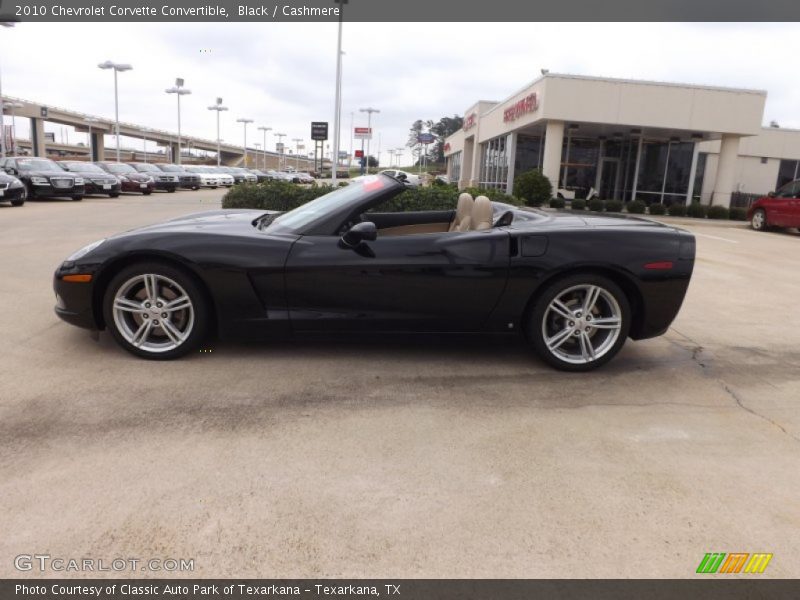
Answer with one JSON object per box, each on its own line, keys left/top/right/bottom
{"left": 53, "top": 175, "right": 695, "bottom": 371}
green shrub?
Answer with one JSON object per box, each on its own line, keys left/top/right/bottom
{"left": 648, "top": 203, "right": 666, "bottom": 215}
{"left": 548, "top": 197, "right": 565, "bottom": 209}
{"left": 588, "top": 198, "right": 605, "bottom": 212}
{"left": 604, "top": 199, "right": 623, "bottom": 212}
{"left": 729, "top": 207, "right": 747, "bottom": 221}
{"left": 707, "top": 205, "right": 730, "bottom": 220}
{"left": 570, "top": 198, "right": 586, "bottom": 210}
{"left": 687, "top": 203, "right": 708, "bottom": 218}
{"left": 462, "top": 186, "right": 522, "bottom": 206}
{"left": 668, "top": 203, "right": 687, "bottom": 217}
{"left": 626, "top": 200, "right": 646, "bottom": 214}
{"left": 513, "top": 169, "right": 553, "bottom": 207}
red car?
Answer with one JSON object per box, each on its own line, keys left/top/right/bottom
{"left": 748, "top": 179, "right": 800, "bottom": 231}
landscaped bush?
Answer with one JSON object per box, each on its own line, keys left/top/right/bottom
{"left": 588, "top": 198, "right": 605, "bottom": 212}
{"left": 548, "top": 197, "right": 565, "bottom": 209}
{"left": 513, "top": 169, "right": 553, "bottom": 207}
{"left": 222, "top": 180, "right": 522, "bottom": 213}
{"left": 668, "top": 203, "right": 687, "bottom": 217}
{"left": 729, "top": 207, "right": 747, "bottom": 221}
{"left": 707, "top": 205, "right": 730, "bottom": 220}
{"left": 570, "top": 198, "right": 586, "bottom": 210}
{"left": 626, "top": 200, "right": 646, "bottom": 214}
{"left": 604, "top": 199, "right": 623, "bottom": 212}
{"left": 687, "top": 203, "right": 708, "bottom": 218}
{"left": 648, "top": 203, "right": 666, "bottom": 215}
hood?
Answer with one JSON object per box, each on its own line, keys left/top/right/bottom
{"left": 20, "top": 169, "right": 76, "bottom": 178}
{"left": 112, "top": 209, "right": 275, "bottom": 239}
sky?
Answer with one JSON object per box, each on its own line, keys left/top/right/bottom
{"left": 1, "top": 22, "right": 800, "bottom": 167}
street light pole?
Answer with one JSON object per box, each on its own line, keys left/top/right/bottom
{"left": 4, "top": 100, "right": 23, "bottom": 156}
{"left": 165, "top": 78, "right": 191, "bottom": 165}
{"left": 258, "top": 126, "right": 271, "bottom": 170}
{"left": 207, "top": 97, "right": 228, "bottom": 167}
{"left": 84, "top": 117, "right": 100, "bottom": 161}
{"left": 331, "top": 0, "right": 347, "bottom": 185}
{"left": 292, "top": 138, "right": 302, "bottom": 170}
{"left": 359, "top": 107, "right": 380, "bottom": 174}
{"left": 98, "top": 60, "right": 132, "bottom": 162}
{"left": 274, "top": 132, "right": 286, "bottom": 170}
{"left": 237, "top": 118, "right": 253, "bottom": 167}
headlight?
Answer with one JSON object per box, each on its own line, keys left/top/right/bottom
{"left": 118, "top": 175, "right": 129, "bottom": 182}
{"left": 9, "top": 179, "right": 23, "bottom": 188}
{"left": 74, "top": 177, "right": 84, "bottom": 185}
{"left": 146, "top": 176, "right": 155, "bottom": 183}
{"left": 31, "top": 176, "right": 49, "bottom": 185}
{"left": 66, "top": 239, "right": 106, "bottom": 262}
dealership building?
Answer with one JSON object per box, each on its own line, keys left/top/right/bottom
{"left": 444, "top": 73, "right": 800, "bottom": 206}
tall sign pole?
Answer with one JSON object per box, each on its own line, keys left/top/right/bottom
{"left": 331, "top": 0, "right": 346, "bottom": 185}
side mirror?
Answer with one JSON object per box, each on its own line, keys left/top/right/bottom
{"left": 340, "top": 221, "right": 377, "bottom": 248}
{"left": 768, "top": 191, "right": 776, "bottom": 197}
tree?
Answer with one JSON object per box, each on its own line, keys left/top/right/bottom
{"left": 367, "top": 155, "right": 379, "bottom": 168}
{"left": 406, "top": 115, "right": 464, "bottom": 166}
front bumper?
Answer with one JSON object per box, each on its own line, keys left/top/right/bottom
{"left": 53, "top": 271, "right": 99, "bottom": 330}
{"left": 0, "top": 184, "right": 26, "bottom": 202}
{"left": 121, "top": 180, "right": 154, "bottom": 193}
{"left": 177, "top": 176, "right": 201, "bottom": 188}
{"left": 153, "top": 181, "right": 178, "bottom": 191}
{"left": 30, "top": 183, "right": 86, "bottom": 198}
{"left": 85, "top": 181, "right": 121, "bottom": 195}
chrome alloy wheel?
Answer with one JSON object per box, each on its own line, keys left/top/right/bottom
{"left": 751, "top": 209, "right": 766, "bottom": 231}
{"left": 112, "top": 273, "right": 195, "bottom": 353}
{"left": 541, "top": 284, "right": 623, "bottom": 365}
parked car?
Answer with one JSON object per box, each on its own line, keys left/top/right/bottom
{"left": 53, "top": 174, "right": 695, "bottom": 370}
{"left": 379, "top": 169, "right": 421, "bottom": 187}
{"left": 95, "top": 162, "right": 155, "bottom": 195}
{"left": 0, "top": 170, "right": 27, "bottom": 206}
{"left": 294, "top": 172, "right": 315, "bottom": 184}
{"left": 182, "top": 166, "right": 220, "bottom": 189}
{"left": 3, "top": 157, "right": 85, "bottom": 201}
{"left": 272, "top": 171, "right": 296, "bottom": 183}
{"left": 228, "top": 167, "right": 258, "bottom": 184}
{"left": 155, "top": 164, "right": 201, "bottom": 190}
{"left": 247, "top": 169, "right": 272, "bottom": 183}
{"left": 207, "top": 166, "right": 245, "bottom": 185}
{"left": 57, "top": 161, "right": 121, "bottom": 198}
{"left": 748, "top": 179, "right": 800, "bottom": 231}
{"left": 127, "top": 163, "right": 179, "bottom": 192}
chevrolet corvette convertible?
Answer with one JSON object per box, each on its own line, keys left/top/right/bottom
{"left": 53, "top": 175, "right": 695, "bottom": 371}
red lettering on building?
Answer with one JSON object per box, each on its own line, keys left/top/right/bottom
{"left": 463, "top": 112, "right": 477, "bottom": 131}
{"left": 503, "top": 93, "right": 539, "bottom": 122}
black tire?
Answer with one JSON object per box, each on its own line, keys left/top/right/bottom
{"left": 103, "top": 262, "right": 209, "bottom": 360}
{"left": 527, "top": 273, "right": 631, "bottom": 372}
{"left": 72, "top": 195, "right": 83, "bottom": 201}
{"left": 109, "top": 193, "right": 120, "bottom": 198}
{"left": 11, "top": 198, "right": 25, "bottom": 207}
{"left": 143, "top": 190, "right": 152, "bottom": 196}
{"left": 167, "top": 188, "right": 176, "bottom": 193}
{"left": 751, "top": 208, "right": 768, "bottom": 231}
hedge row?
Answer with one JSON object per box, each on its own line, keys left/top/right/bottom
{"left": 546, "top": 197, "right": 747, "bottom": 221}
{"left": 221, "top": 181, "right": 523, "bottom": 213}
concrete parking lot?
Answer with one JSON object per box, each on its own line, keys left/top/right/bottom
{"left": 1, "top": 190, "right": 798, "bottom": 578}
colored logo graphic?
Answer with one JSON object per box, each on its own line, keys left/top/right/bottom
{"left": 696, "top": 553, "right": 773, "bottom": 574}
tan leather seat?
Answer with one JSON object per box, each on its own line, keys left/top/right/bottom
{"left": 449, "top": 193, "right": 474, "bottom": 232}
{"left": 471, "top": 195, "right": 493, "bottom": 231}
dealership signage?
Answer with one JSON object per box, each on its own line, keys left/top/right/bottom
{"left": 503, "top": 92, "right": 539, "bottom": 122}
{"left": 417, "top": 133, "right": 435, "bottom": 144}
{"left": 311, "top": 121, "right": 328, "bottom": 141}
{"left": 276, "top": 142, "right": 285, "bottom": 152}
{"left": 354, "top": 149, "right": 364, "bottom": 158}
{"left": 354, "top": 127, "right": 372, "bottom": 140}
{"left": 463, "top": 112, "right": 477, "bottom": 131}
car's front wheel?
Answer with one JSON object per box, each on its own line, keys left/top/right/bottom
{"left": 103, "top": 263, "right": 209, "bottom": 359}
{"left": 72, "top": 195, "right": 83, "bottom": 201}
{"left": 527, "top": 274, "right": 630, "bottom": 371}
{"left": 751, "top": 208, "right": 768, "bottom": 231}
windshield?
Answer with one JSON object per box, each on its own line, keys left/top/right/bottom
{"left": 63, "top": 162, "right": 104, "bottom": 173}
{"left": 103, "top": 163, "right": 137, "bottom": 174}
{"left": 17, "top": 158, "right": 63, "bottom": 172}
{"left": 131, "top": 163, "right": 160, "bottom": 172}
{"left": 272, "top": 175, "right": 393, "bottom": 232}
{"left": 158, "top": 164, "right": 183, "bottom": 172}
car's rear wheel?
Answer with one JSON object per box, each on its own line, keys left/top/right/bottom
{"left": 103, "top": 263, "right": 209, "bottom": 360}
{"left": 751, "top": 208, "right": 768, "bottom": 231}
{"left": 527, "top": 274, "right": 630, "bottom": 372}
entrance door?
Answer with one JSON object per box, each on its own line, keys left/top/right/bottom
{"left": 598, "top": 158, "right": 620, "bottom": 200}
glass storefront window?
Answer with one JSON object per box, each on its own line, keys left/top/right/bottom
{"left": 777, "top": 159, "right": 799, "bottom": 190}
{"left": 448, "top": 151, "right": 462, "bottom": 183}
{"left": 515, "top": 135, "right": 543, "bottom": 174}
{"left": 559, "top": 137, "right": 599, "bottom": 198}
{"left": 635, "top": 140, "right": 695, "bottom": 204}
{"left": 479, "top": 135, "right": 509, "bottom": 190}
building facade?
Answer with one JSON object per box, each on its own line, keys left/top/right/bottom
{"left": 443, "top": 73, "right": 798, "bottom": 207}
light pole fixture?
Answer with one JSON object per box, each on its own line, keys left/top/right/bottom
{"left": 292, "top": 138, "right": 302, "bottom": 170}
{"left": 258, "top": 125, "right": 271, "bottom": 171}
{"left": 165, "top": 78, "right": 191, "bottom": 165}
{"left": 274, "top": 132, "right": 286, "bottom": 170}
{"left": 331, "top": 0, "right": 347, "bottom": 184}
{"left": 254, "top": 142, "right": 261, "bottom": 169}
{"left": 140, "top": 126, "right": 150, "bottom": 163}
{"left": 207, "top": 97, "right": 228, "bottom": 167}
{"left": 0, "top": 22, "right": 16, "bottom": 159}
{"left": 237, "top": 117, "right": 253, "bottom": 167}
{"left": 98, "top": 60, "right": 132, "bottom": 162}
{"left": 359, "top": 107, "right": 380, "bottom": 174}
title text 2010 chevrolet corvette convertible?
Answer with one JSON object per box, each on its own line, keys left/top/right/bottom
{"left": 54, "top": 175, "right": 695, "bottom": 371}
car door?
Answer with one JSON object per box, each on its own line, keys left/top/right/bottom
{"left": 284, "top": 228, "right": 511, "bottom": 332}
{"left": 769, "top": 181, "right": 797, "bottom": 227}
